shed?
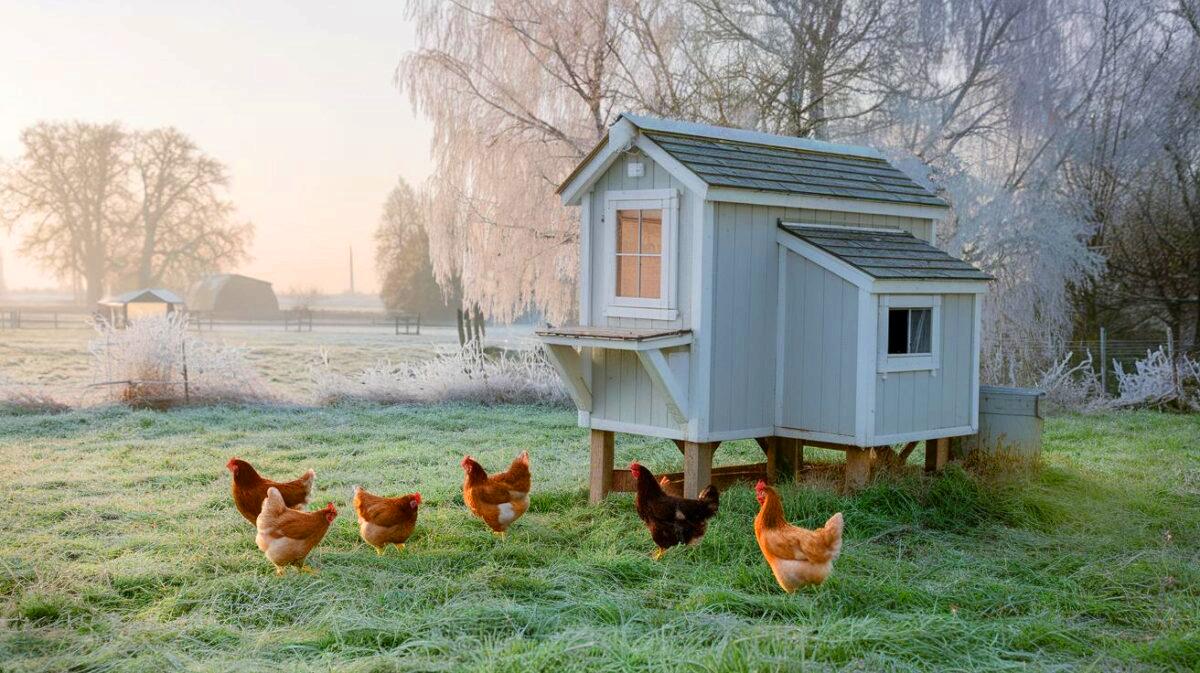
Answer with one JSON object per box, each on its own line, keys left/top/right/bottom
{"left": 187, "top": 274, "right": 280, "bottom": 319}
{"left": 536, "top": 114, "right": 992, "bottom": 501}
{"left": 98, "top": 288, "right": 185, "bottom": 327}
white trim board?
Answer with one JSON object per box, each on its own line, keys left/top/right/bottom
{"left": 536, "top": 333, "right": 694, "bottom": 351}
{"left": 870, "top": 425, "right": 976, "bottom": 445}
{"left": 588, "top": 417, "right": 687, "bottom": 441}
{"left": 709, "top": 187, "right": 949, "bottom": 221}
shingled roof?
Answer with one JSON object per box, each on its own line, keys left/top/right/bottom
{"left": 779, "top": 224, "right": 991, "bottom": 281}
{"left": 557, "top": 114, "right": 948, "bottom": 209}
{"left": 644, "top": 131, "right": 946, "bottom": 208}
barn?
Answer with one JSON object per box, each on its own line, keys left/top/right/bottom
{"left": 536, "top": 114, "right": 992, "bottom": 502}
{"left": 98, "top": 288, "right": 185, "bottom": 327}
{"left": 187, "top": 274, "right": 280, "bottom": 319}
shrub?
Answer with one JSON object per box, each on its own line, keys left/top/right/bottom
{"left": 312, "top": 344, "right": 570, "bottom": 407}
{"left": 89, "top": 313, "right": 272, "bottom": 408}
{"left": 1111, "top": 347, "right": 1200, "bottom": 412}
{"left": 0, "top": 374, "right": 71, "bottom": 414}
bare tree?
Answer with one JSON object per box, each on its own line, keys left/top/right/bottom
{"left": 0, "top": 122, "right": 129, "bottom": 303}
{"left": 126, "top": 128, "right": 251, "bottom": 289}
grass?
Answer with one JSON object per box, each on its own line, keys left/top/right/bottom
{"left": 0, "top": 405, "right": 1196, "bottom": 672}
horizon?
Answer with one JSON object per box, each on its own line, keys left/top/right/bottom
{"left": 0, "top": 0, "right": 433, "bottom": 297}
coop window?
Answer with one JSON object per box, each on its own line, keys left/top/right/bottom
{"left": 887, "top": 308, "right": 932, "bottom": 355}
{"left": 879, "top": 295, "right": 941, "bottom": 373}
{"left": 604, "top": 189, "right": 678, "bottom": 320}
{"left": 615, "top": 208, "right": 662, "bottom": 299}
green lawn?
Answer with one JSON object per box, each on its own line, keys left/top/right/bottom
{"left": 0, "top": 405, "right": 1196, "bottom": 672}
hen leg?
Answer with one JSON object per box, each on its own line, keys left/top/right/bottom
{"left": 374, "top": 545, "right": 386, "bottom": 556}
{"left": 492, "top": 530, "right": 506, "bottom": 539}
{"left": 652, "top": 548, "right": 667, "bottom": 560}
{"left": 394, "top": 543, "right": 406, "bottom": 553}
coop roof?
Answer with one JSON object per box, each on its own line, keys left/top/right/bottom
{"left": 778, "top": 223, "right": 992, "bottom": 281}
{"left": 98, "top": 288, "right": 185, "bottom": 306}
{"left": 558, "top": 114, "right": 948, "bottom": 213}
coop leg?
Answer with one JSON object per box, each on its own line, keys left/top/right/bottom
{"left": 682, "top": 441, "right": 718, "bottom": 499}
{"left": 844, "top": 447, "right": 871, "bottom": 492}
{"left": 588, "top": 429, "right": 614, "bottom": 505}
{"left": 924, "top": 438, "right": 949, "bottom": 473}
{"left": 762, "top": 437, "right": 802, "bottom": 483}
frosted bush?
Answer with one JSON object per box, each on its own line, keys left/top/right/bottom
{"left": 313, "top": 345, "right": 570, "bottom": 407}
{"left": 0, "top": 373, "right": 71, "bottom": 414}
{"left": 90, "top": 313, "right": 272, "bottom": 408}
{"left": 1034, "top": 351, "right": 1110, "bottom": 413}
{"left": 1111, "top": 348, "right": 1200, "bottom": 412}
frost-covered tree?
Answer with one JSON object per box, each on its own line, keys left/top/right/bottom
{"left": 374, "top": 178, "right": 452, "bottom": 320}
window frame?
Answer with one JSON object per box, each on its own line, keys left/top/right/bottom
{"left": 603, "top": 189, "right": 679, "bottom": 320}
{"left": 877, "top": 295, "right": 941, "bottom": 374}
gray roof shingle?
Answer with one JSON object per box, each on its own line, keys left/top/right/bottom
{"left": 779, "top": 224, "right": 991, "bottom": 281}
{"left": 644, "top": 131, "right": 947, "bottom": 208}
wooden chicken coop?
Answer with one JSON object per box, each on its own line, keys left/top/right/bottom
{"left": 537, "top": 114, "right": 992, "bottom": 502}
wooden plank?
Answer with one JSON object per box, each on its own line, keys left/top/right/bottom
{"left": 844, "top": 447, "right": 872, "bottom": 492}
{"left": 682, "top": 441, "right": 718, "bottom": 498}
{"left": 636, "top": 348, "right": 689, "bottom": 423}
{"left": 924, "top": 437, "right": 950, "bottom": 473}
{"left": 671, "top": 439, "right": 686, "bottom": 454}
{"left": 543, "top": 345, "right": 592, "bottom": 411}
{"left": 611, "top": 468, "right": 636, "bottom": 493}
{"left": 897, "top": 440, "right": 920, "bottom": 463}
{"left": 589, "top": 429, "right": 615, "bottom": 504}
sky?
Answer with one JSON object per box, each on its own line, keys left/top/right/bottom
{"left": 0, "top": 0, "right": 433, "bottom": 295}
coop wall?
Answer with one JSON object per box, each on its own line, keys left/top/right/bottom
{"left": 872, "top": 293, "right": 978, "bottom": 441}
{"left": 705, "top": 201, "right": 933, "bottom": 438}
{"left": 582, "top": 152, "right": 697, "bottom": 436}
{"left": 777, "top": 251, "right": 859, "bottom": 439}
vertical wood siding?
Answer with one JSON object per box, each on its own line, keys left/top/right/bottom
{"left": 585, "top": 153, "right": 693, "bottom": 432}
{"left": 873, "top": 294, "right": 976, "bottom": 437}
{"left": 706, "top": 202, "right": 932, "bottom": 436}
{"left": 778, "top": 252, "right": 859, "bottom": 436}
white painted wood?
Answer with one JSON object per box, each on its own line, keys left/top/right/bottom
{"left": 777, "top": 231, "right": 875, "bottom": 290}
{"left": 603, "top": 189, "right": 679, "bottom": 322}
{"left": 537, "top": 332, "right": 693, "bottom": 351}
{"left": 707, "top": 187, "right": 949, "bottom": 220}
{"left": 579, "top": 189, "right": 593, "bottom": 426}
{"left": 773, "top": 426, "right": 859, "bottom": 445}
{"left": 970, "top": 293, "right": 982, "bottom": 431}
{"left": 590, "top": 417, "right": 686, "bottom": 441}
{"left": 636, "top": 349, "right": 689, "bottom": 423}
{"left": 854, "top": 288, "right": 876, "bottom": 445}
{"left": 871, "top": 425, "right": 976, "bottom": 445}
{"left": 877, "top": 295, "right": 942, "bottom": 373}
{"left": 780, "top": 221, "right": 904, "bottom": 235}
{"left": 775, "top": 245, "right": 788, "bottom": 427}
{"left": 875, "top": 280, "right": 988, "bottom": 295}
{"left": 543, "top": 345, "right": 592, "bottom": 411}
{"left": 688, "top": 195, "right": 715, "bottom": 438}
{"left": 705, "top": 426, "right": 775, "bottom": 442}
{"left": 635, "top": 136, "right": 709, "bottom": 198}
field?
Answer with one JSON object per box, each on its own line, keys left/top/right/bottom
{"left": 0, "top": 404, "right": 1197, "bottom": 672}
{"left": 0, "top": 324, "right": 539, "bottom": 404}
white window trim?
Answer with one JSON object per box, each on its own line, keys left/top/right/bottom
{"left": 878, "top": 295, "right": 941, "bottom": 374}
{"left": 604, "top": 189, "right": 679, "bottom": 321}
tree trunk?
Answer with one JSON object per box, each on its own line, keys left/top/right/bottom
{"left": 456, "top": 308, "right": 467, "bottom": 347}
{"left": 472, "top": 303, "right": 484, "bottom": 344}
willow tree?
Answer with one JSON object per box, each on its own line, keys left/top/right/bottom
{"left": 400, "top": 0, "right": 687, "bottom": 322}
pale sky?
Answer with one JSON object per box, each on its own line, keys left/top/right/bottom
{"left": 0, "top": 0, "right": 433, "bottom": 295}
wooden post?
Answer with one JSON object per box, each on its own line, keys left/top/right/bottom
{"left": 589, "top": 429, "right": 615, "bottom": 505}
{"left": 844, "top": 447, "right": 871, "bottom": 491}
{"left": 682, "top": 441, "right": 718, "bottom": 498}
{"left": 924, "top": 438, "right": 949, "bottom": 473}
{"left": 763, "top": 437, "right": 803, "bottom": 483}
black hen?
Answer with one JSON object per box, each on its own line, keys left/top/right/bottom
{"left": 630, "top": 461, "right": 720, "bottom": 559}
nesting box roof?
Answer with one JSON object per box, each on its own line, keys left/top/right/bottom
{"left": 779, "top": 223, "right": 991, "bottom": 281}
{"left": 558, "top": 113, "right": 947, "bottom": 210}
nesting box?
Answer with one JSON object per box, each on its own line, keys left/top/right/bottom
{"left": 537, "top": 114, "right": 993, "bottom": 500}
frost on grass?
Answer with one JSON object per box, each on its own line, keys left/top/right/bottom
{"left": 90, "top": 313, "right": 272, "bottom": 408}
{"left": 0, "top": 372, "right": 71, "bottom": 414}
{"left": 312, "top": 345, "right": 570, "bottom": 407}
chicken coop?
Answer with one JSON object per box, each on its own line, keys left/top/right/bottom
{"left": 536, "top": 114, "right": 992, "bottom": 502}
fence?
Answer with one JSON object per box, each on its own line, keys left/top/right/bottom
{"left": 0, "top": 308, "right": 92, "bottom": 330}
{"left": 190, "top": 310, "right": 422, "bottom": 335}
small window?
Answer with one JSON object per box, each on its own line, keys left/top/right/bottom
{"left": 604, "top": 189, "right": 678, "bottom": 320}
{"left": 615, "top": 208, "right": 662, "bottom": 299}
{"left": 878, "top": 296, "right": 940, "bottom": 374}
{"left": 887, "top": 308, "right": 932, "bottom": 355}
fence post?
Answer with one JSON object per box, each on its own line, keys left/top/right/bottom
{"left": 181, "top": 338, "right": 190, "bottom": 404}
{"left": 1099, "top": 326, "right": 1107, "bottom": 396}
{"left": 415, "top": 314, "right": 420, "bottom": 335}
